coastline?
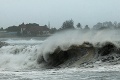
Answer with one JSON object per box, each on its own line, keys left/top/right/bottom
{"left": 0, "top": 31, "right": 51, "bottom": 38}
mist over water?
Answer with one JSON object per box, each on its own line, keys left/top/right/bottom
{"left": 4, "top": 39, "right": 44, "bottom": 45}
{"left": 1, "top": 0, "right": 120, "bottom": 79}
{"left": 40, "top": 29, "right": 120, "bottom": 54}
{"left": 1, "top": 29, "right": 120, "bottom": 79}
{"left": 0, "top": 29, "right": 120, "bottom": 69}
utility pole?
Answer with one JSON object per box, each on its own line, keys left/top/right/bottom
{"left": 48, "top": 21, "right": 50, "bottom": 29}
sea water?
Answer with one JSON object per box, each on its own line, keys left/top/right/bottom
{"left": 0, "top": 30, "right": 120, "bottom": 80}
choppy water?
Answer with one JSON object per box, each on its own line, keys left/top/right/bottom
{"left": 0, "top": 30, "right": 120, "bottom": 80}
{"left": 0, "top": 69, "right": 120, "bottom": 80}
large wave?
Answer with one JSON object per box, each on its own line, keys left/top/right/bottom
{"left": 37, "top": 29, "right": 120, "bottom": 68}
{"left": 0, "top": 29, "right": 120, "bottom": 70}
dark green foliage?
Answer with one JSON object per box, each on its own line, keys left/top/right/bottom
{"left": 76, "top": 23, "right": 82, "bottom": 29}
{"left": 5, "top": 23, "right": 51, "bottom": 36}
{"left": 84, "top": 25, "right": 90, "bottom": 30}
{"left": 6, "top": 26, "right": 20, "bottom": 32}
{"left": 0, "top": 27, "right": 3, "bottom": 31}
{"left": 25, "top": 23, "right": 39, "bottom": 27}
{"left": 61, "top": 19, "right": 74, "bottom": 30}
{"left": 50, "top": 28, "right": 57, "bottom": 34}
{"left": 93, "top": 21, "right": 120, "bottom": 30}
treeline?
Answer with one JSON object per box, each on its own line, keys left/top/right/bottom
{"left": 4, "top": 23, "right": 56, "bottom": 34}
{"left": 59, "top": 20, "right": 120, "bottom": 30}
{"left": 1, "top": 20, "right": 120, "bottom": 34}
{"left": 58, "top": 19, "right": 90, "bottom": 30}
{"left": 58, "top": 20, "right": 120, "bottom": 31}
{"left": 93, "top": 21, "right": 120, "bottom": 30}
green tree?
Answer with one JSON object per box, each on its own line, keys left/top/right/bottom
{"left": 117, "top": 22, "right": 120, "bottom": 28}
{"left": 61, "top": 19, "right": 74, "bottom": 30}
{"left": 76, "top": 23, "right": 82, "bottom": 29}
{"left": 26, "top": 23, "right": 39, "bottom": 27}
{"left": 0, "top": 27, "right": 3, "bottom": 31}
{"left": 50, "top": 27, "right": 57, "bottom": 34}
{"left": 84, "top": 25, "right": 90, "bottom": 30}
{"left": 6, "top": 26, "right": 20, "bottom": 32}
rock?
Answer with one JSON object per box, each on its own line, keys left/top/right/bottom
{"left": 0, "top": 41, "right": 9, "bottom": 48}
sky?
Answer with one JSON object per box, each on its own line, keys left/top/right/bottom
{"left": 0, "top": 0, "right": 120, "bottom": 29}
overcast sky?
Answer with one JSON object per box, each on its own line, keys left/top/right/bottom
{"left": 0, "top": 0, "right": 120, "bottom": 28}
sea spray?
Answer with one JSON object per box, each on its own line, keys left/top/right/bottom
{"left": 37, "top": 29, "right": 120, "bottom": 67}
{"left": 0, "top": 29, "right": 120, "bottom": 70}
{"left": 0, "top": 45, "right": 42, "bottom": 70}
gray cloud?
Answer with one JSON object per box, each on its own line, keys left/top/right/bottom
{"left": 0, "top": 0, "right": 120, "bottom": 28}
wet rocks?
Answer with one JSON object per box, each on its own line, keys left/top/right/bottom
{"left": 0, "top": 41, "right": 9, "bottom": 48}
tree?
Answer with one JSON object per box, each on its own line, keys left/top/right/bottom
{"left": 50, "top": 27, "right": 57, "bottom": 34}
{"left": 117, "top": 22, "right": 120, "bottom": 28}
{"left": 103, "top": 21, "right": 113, "bottom": 28}
{"left": 113, "top": 21, "right": 117, "bottom": 28}
{"left": 61, "top": 19, "right": 74, "bottom": 30}
{"left": 26, "top": 23, "right": 39, "bottom": 27}
{"left": 93, "top": 22, "right": 103, "bottom": 29}
{"left": 6, "top": 26, "right": 20, "bottom": 32}
{"left": 76, "top": 23, "right": 82, "bottom": 29}
{"left": 84, "top": 25, "right": 90, "bottom": 30}
{"left": 0, "top": 27, "right": 3, "bottom": 31}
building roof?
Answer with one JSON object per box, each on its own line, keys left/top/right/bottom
{"left": 20, "top": 25, "right": 49, "bottom": 32}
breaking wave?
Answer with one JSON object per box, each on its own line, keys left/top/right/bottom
{"left": 1, "top": 29, "right": 120, "bottom": 70}
{"left": 4, "top": 39, "right": 44, "bottom": 45}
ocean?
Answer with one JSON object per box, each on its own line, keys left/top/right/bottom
{"left": 0, "top": 29, "right": 120, "bottom": 80}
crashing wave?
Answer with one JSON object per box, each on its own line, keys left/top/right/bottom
{"left": 0, "top": 41, "right": 9, "bottom": 48}
{"left": 1, "top": 29, "right": 120, "bottom": 70}
{"left": 37, "top": 41, "right": 120, "bottom": 68}
{"left": 36, "top": 29, "right": 120, "bottom": 68}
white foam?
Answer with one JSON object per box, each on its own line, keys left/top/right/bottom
{"left": 4, "top": 39, "right": 44, "bottom": 45}
{"left": 38, "top": 29, "right": 120, "bottom": 61}
{"left": 1, "top": 29, "right": 120, "bottom": 70}
{"left": 0, "top": 45, "right": 42, "bottom": 70}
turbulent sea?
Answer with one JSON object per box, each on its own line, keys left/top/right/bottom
{"left": 1, "top": 29, "right": 120, "bottom": 80}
